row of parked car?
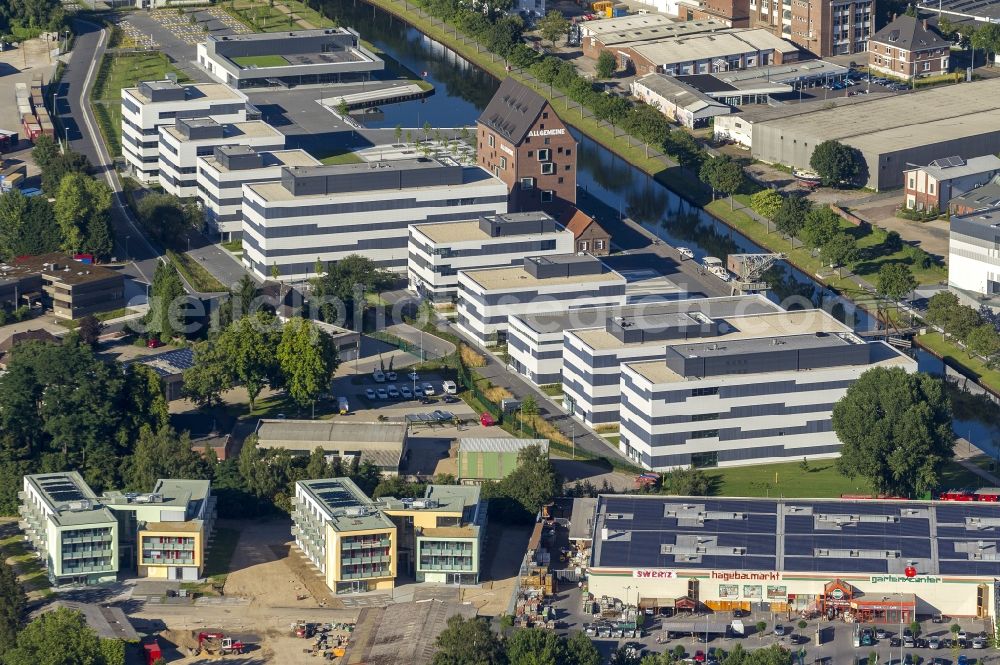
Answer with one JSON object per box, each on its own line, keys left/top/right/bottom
{"left": 366, "top": 371, "right": 459, "bottom": 403}
{"left": 855, "top": 626, "right": 989, "bottom": 649}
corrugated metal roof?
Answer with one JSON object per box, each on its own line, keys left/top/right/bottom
{"left": 257, "top": 419, "right": 407, "bottom": 443}
{"left": 458, "top": 438, "right": 549, "bottom": 453}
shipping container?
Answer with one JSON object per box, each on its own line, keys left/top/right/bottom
{"left": 0, "top": 130, "right": 18, "bottom": 153}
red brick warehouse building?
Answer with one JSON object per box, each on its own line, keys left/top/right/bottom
{"left": 477, "top": 78, "right": 577, "bottom": 216}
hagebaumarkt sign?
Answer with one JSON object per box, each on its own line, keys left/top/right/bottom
{"left": 633, "top": 570, "right": 677, "bottom": 579}
{"left": 869, "top": 575, "right": 943, "bottom": 584}
{"left": 711, "top": 570, "right": 782, "bottom": 582}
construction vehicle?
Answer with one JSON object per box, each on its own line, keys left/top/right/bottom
{"left": 143, "top": 639, "right": 162, "bottom": 665}
{"left": 197, "top": 632, "right": 246, "bottom": 655}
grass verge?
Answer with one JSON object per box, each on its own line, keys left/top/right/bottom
{"left": 1, "top": 528, "right": 53, "bottom": 598}
{"left": 222, "top": 239, "right": 243, "bottom": 254}
{"left": 539, "top": 383, "right": 563, "bottom": 397}
{"left": 90, "top": 52, "right": 189, "bottom": 158}
{"left": 167, "top": 250, "right": 228, "bottom": 293}
{"left": 917, "top": 331, "right": 1000, "bottom": 396}
{"left": 318, "top": 150, "right": 364, "bottom": 165}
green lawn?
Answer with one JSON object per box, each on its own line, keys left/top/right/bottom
{"left": 222, "top": 239, "right": 243, "bottom": 254}
{"left": 233, "top": 54, "right": 289, "bottom": 68}
{"left": 703, "top": 459, "right": 990, "bottom": 499}
{"left": 224, "top": 0, "right": 339, "bottom": 33}
{"left": 90, "top": 53, "right": 188, "bottom": 157}
{"left": 917, "top": 331, "right": 1000, "bottom": 395}
{"left": 319, "top": 150, "right": 364, "bottom": 165}
{"left": 203, "top": 527, "right": 241, "bottom": 581}
{"left": 1, "top": 528, "right": 53, "bottom": 598}
{"left": 167, "top": 250, "right": 227, "bottom": 294}
{"left": 705, "top": 460, "right": 874, "bottom": 498}
{"left": 539, "top": 383, "right": 563, "bottom": 397}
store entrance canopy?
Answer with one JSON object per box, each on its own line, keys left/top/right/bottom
{"left": 662, "top": 621, "right": 731, "bottom": 635}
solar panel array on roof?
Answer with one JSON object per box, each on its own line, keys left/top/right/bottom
{"left": 590, "top": 496, "right": 1000, "bottom": 577}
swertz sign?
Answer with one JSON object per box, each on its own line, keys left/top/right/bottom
{"left": 633, "top": 569, "right": 678, "bottom": 579}
{"left": 711, "top": 571, "right": 782, "bottom": 582}
{"left": 527, "top": 129, "right": 566, "bottom": 137}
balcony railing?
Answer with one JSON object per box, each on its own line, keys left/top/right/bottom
{"left": 143, "top": 558, "right": 195, "bottom": 565}
{"left": 63, "top": 548, "right": 113, "bottom": 560}
{"left": 60, "top": 563, "right": 114, "bottom": 574}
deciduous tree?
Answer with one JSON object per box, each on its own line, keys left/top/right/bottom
{"left": 146, "top": 260, "right": 187, "bottom": 341}
{"left": 0, "top": 559, "right": 26, "bottom": 657}
{"left": 4, "top": 607, "right": 102, "bottom": 665}
{"left": 596, "top": 50, "right": 616, "bottom": 79}
{"left": 966, "top": 323, "right": 1000, "bottom": 362}
{"left": 432, "top": 616, "right": 504, "bottom": 665}
{"left": 537, "top": 10, "right": 570, "bottom": 47}
{"left": 276, "top": 317, "right": 338, "bottom": 408}
{"left": 125, "top": 425, "right": 210, "bottom": 491}
{"left": 876, "top": 263, "right": 917, "bottom": 302}
{"left": 773, "top": 194, "right": 811, "bottom": 238}
{"left": 833, "top": 367, "right": 953, "bottom": 497}
{"left": 809, "top": 139, "right": 860, "bottom": 187}
{"left": 820, "top": 233, "right": 859, "bottom": 276}
{"left": 699, "top": 156, "right": 744, "bottom": 207}
{"left": 749, "top": 188, "right": 784, "bottom": 222}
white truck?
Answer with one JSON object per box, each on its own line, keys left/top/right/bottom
{"left": 730, "top": 620, "right": 745, "bottom": 637}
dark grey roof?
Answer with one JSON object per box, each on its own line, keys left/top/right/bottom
{"left": 478, "top": 77, "right": 548, "bottom": 145}
{"left": 950, "top": 174, "right": 1000, "bottom": 211}
{"left": 872, "top": 14, "right": 945, "bottom": 51}
{"left": 591, "top": 495, "right": 1000, "bottom": 577}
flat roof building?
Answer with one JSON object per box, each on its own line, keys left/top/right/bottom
{"left": 949, "top": 206, "right": 1000, "bottom": 302}
{"left": 507, "top": 294, "right": 779, "bottom": 387}
{"left": 197, "top": 28, "right": 384, "bottom": 89}
{"left": 19, "top": 473, "right": 214, "bottom": 585}
{"left": 196, "top": 146, "right": 320, "bottom": 240}
{"left": 242, "top": 157, "right": 509, "bottom": 281}
{"left": 618, "top": 315, "right": 916, "bottom": 469}
{"left": 407, "top": 212, "right": 574, "bottom": 302}
{"left": 455, "top": 253, "right": 627, "bottom": 347}
{"left": 583, "top": 495, "right": 1000, "bottom": 620}
{"left": 158, "top": 118, "right": 285, "bottom": 198}
{"left": 292, "top": 478, "right": 486, "bottom": 592}
{"left": 121, "top": 80, "right": 250, "bottom": 183}
{"left": 6, "top": 253, "right": 125, "bottom": 320}
{"left": 740, "top": 77, "right": 1000, "bottom": 190}
{"left": 581, "top": 16, "right": 727, "bottom": 59}
{"left": 256, "top": 420, "right": 409, "bottom": 475}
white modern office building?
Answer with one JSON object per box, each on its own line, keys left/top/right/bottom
{"left": 408, "top": 212, "right": 574, "bottom": 302}
{"left": 120, "top": 80, "right": 250, "bottom": 183}
{"left": 158, "top": 118, "right": 285, "bottom": 198}
{"left": 616, "top": 310, "right": 917, "bottom": 470}
{"left": 241, "top": 157, "right": 508, "bottom": 281}
{"left": 507, "top": 294, "right": 781, "bottom": 386}
{"left": 196, "top": 146, "right": 319, "bottom": 240}
{"left": 560, "top": 296, "right": 783, "bottom": 426}
{"left": 197, "top": 28, "right": 383, "bottom": 89}
{"left": 949, "top": 207, "right": 1000, "bottom": 301}
{"left": 455, "top": 254, "right": 627, "bottom": 347}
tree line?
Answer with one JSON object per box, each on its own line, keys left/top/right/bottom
{"left": 0, "top": 136, "right": 114, "bottom": 264}
{"left": 1, "top": 606, "right": 126, "bottom": 665}
{"left": 926, "top": 291, "right": 1000, "bottom": 365}
{"left": 0, "top": 0, "right": 64, "bottom": 39}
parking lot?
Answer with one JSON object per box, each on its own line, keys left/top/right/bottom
{"left": 780, "top": 71, "right": 914, "bottom": 104}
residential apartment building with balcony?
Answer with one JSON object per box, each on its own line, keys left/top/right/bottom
{"left": 617, "top": 312, "right": 917, "bottom": 470}
{"left": 195, "top": 146, "right": 320, "bottom": 241}
{"left": 753, "top": 0, "right": 872, "bottom": 56}
{"left": 407, "top": 212, "right": 574, "bottom": 302}
{"left": 120, "top": 80, "right": 250, "bottom": 183}
{"left": 241, "top": 157, "right": 508, "bottom": 281}
{"left": 19, "top": 473, "right": 215, "bottom": 585}
{"left": 158, "top": 118, "right": 284, "bottom": 198}
{"left": 292, "top": 478, "right": 397, "bottom": 594}
{"left": 381, "top": 485, "right": 486, "bottom": 585}
{"left": 455, "top": 254, "right": 627, "bottom": 347}
{"left": 868, "top": 15, "right": 948, "bottom": 80}
{"left": 19, "top": 472, "right": 119, "bottom": 586}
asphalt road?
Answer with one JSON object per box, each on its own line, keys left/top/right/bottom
{"left": 63, "top": 18, "right": 161, "bottom": 287}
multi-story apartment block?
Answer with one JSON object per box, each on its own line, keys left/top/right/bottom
{"left": 120, "top": 80, "right": 249, "bottom": 183}
{"left": 19, "top": 473, "right": 214, "bottom": 585}
{"left": 903, "top": 155, "right": 1000, "bottom": 213}
{"left": 869, "top": 15, "right": 948, "bottom": 80}
{"left": 196, "top": 146, "right": 320, "bottom": 241}
{"left": 477, "top": 78, "right": 577, "bottom": 216}
{"left": 407, "top": 212, "right": 574, "bottom": 302}
{"left": 292, "top": 478, "right": 396, "bottom": 594}
{"left": 19, "top": 472, "right": 119, "bottom": 585}
{"left": 241, "top": 157, "right": 508, "bottom": 281}
{"left": 292, "top": 478, "right": 486, "bottom": 592}
{"left": 455, "top": 254, "right": 627, "bottom": 347}
{"left": 158, "top": 118, "right": 284, "bottom": 198}
{"left": 753, "top": 0, "right": 872, "bottom": 56}
{"left": 617, "top": 312, "right": 917, "bottom": 470}
{"left": 103, "top": 479, "right": 214, "bottom": 581}
{"left": 949, "top": 206, "right": 1000, "bottom": 299}
{"left": 380, "top": 485, "right": 485, "bottom": 585}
